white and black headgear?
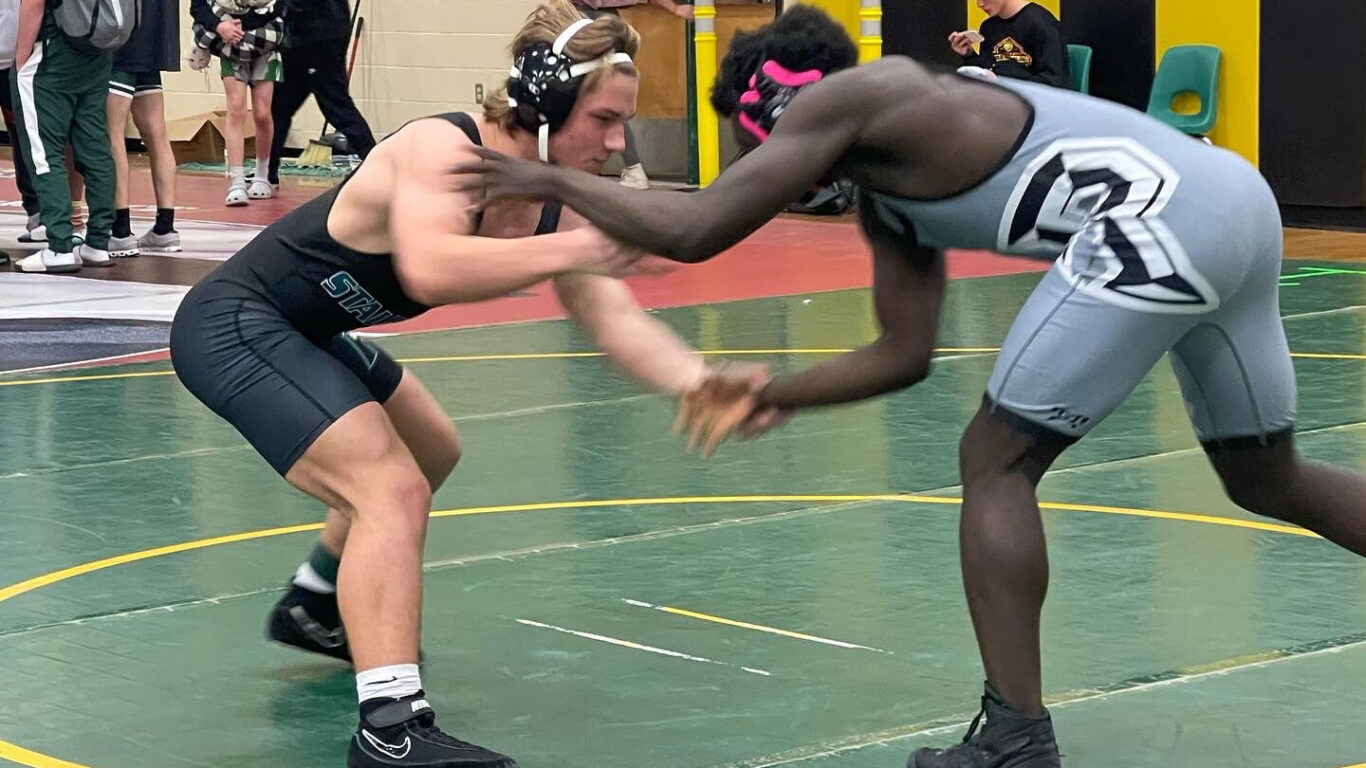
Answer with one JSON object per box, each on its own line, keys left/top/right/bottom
{"left": 505, "top": 18, "right": 634, "bottom": 162}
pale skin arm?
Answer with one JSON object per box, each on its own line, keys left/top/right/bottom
{"left": 550, "top": 210, "right": 705, "bottom": 395}
{"left": 390, "top": 120, "right": 636, "bottom": 306}
{"left": 554, "top": 270, "right": 708, "bottom": 396}
{"left": 15, "top": 0, "right": 44, "bottom": 68}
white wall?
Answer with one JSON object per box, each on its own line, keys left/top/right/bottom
{"left": 162, "top": 0, "right": 545, "bottom": 149}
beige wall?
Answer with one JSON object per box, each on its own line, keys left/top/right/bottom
{"left": 161, "top": 0, "right": 545, "bottom": 151}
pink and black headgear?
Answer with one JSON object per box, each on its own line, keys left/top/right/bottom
{"left": 713, "top": 6, "right": 859, "bottom": 146}
{"left": 737, "top": 60, "right": 826, "bottom": 143}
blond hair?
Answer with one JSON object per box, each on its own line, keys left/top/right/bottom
{"left": 483, "top": 0, "right": 641, "bottom": 132}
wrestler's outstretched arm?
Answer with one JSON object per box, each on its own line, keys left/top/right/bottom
{"left": 455, "top": 70, "right": 871, "bottom": 263}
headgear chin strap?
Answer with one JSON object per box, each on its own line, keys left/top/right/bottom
{"left": 738, "top": 59, "right": 825, "bottom": 143}
{"left": 505, "top": 18, "right": 634, "bottom": 162}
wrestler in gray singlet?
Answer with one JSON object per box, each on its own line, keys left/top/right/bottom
{"left": 867, "top": 75, "right": 1292, "bottom": 446}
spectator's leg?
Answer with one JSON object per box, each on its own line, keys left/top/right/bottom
{"left": 1, "top": 67, "right": 41, "bottom": 221}
{"left": 308, "top": 39, "right": 375, "bottom": 159}
{"left": 71, "top": 57, "right": 116, "bottom": 252}
{"left": 13, "top": 42, "right": 78, "bottom": 254}
{"left": 66, "top": 149, "right": 84, "bottom": 229}
{"left": 107, "top": 72, "right": 135, "bottom": 240}
{"left": 269, "top": 47, "right": 312, "bottom": 184}
{"left": 130, "top": 83, "right": 178, "bottom": 238}
{"left": 248, "top": 76, "right": 275, "bottom": 199}
{"left": 221, "top": 64, "right": 249, "bottom": 205}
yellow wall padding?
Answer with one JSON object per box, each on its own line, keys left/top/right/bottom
{"left": 1155, "top": 0, "right": 1259, "bottom": 164}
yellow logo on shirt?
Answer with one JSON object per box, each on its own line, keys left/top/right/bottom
{"left": 992, "top": 36, "right": 1033, "bottom": 67}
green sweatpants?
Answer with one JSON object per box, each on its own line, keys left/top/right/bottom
{"left": 9, "top": 33, "right": 114, "bottom": 252}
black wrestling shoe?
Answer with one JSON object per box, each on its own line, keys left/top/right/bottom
{"left": 349, "top": 693, "right": 519, "bottom": 768}
{"left": 909, "top": 682, "right": 1061, "bottom": 768}
{"left": 266, "top": 584, "right": 351, "bottom": 662}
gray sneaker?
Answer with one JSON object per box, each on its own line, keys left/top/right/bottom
{"left": 109, "top": 234, "right": 140, "bottom": 258}
{"left": 909, "top": 683, "right": 1061, "bottom": 768}
{"left": 137, "top": 229, "right": 181, "bottom": 253}
{"left": 18, "top": 213, "right": 46, "bottom": 244}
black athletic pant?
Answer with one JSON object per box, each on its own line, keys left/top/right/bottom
{"left": 0, "top": 67, "right": 41, "bottom": 217}
{"left": 268, "top": 37, "right": 376, "bottom": 183}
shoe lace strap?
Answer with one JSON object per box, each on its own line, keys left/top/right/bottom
{"left": 959, "top": 693, "right": 988, "bottom": 745}
{"left": 411, "top": 718, "right": 481, "bottom": 750}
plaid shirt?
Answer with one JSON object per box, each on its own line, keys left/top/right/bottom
{"left": 194, "top": 1, "right": 283, "bottom": 62}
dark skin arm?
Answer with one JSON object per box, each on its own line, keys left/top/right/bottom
{"left": 675, "top": 195, "right": 944, "bottom": 455}
{"left": 755, "top": 194, "right": 944, "bottom": 410}
{"left": 454, "top": 68, "right": 874, "bottom": 263}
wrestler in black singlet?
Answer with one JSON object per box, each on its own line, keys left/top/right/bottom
{"left": 170, "top": 113, "right": 562, "bottom": 474}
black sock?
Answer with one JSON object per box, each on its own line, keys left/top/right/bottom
{"left": 113, "top": 208, "right": 132, "bottom": 238}
{"left": 153, "top": 208, "right": 176, "bottom": 235}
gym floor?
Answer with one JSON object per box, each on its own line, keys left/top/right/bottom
{"left": 2, "top": 161, "right": 1366, "bottom": 768}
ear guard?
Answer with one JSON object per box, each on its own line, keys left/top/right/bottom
{"left": 737, "top": 59, "right": 824, "bottom": 143}
{"left": 506, "top": 18, "right": 634, "bottom": 161}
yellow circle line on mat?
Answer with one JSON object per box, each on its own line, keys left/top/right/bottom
{"left": 0, "top": 494, "right": 1330, "bottom": 768}
{"left": 1, "top": 348, "right": 1363, "bottom": 388}
{"left": 0, "top": 494, "right": 1319, "bottom": 608}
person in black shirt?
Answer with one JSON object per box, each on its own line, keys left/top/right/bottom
{"left": 266, "top": 0, "right": 377, "bottom": 185}
{"left": 950, "top": 0, "right": 1068, "bottom": 89}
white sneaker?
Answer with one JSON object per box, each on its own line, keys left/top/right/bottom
{"left": 76, "top": 243, "right": 113, "bottom": 268}
{"left": 15, "top": 248, "right": 80, "bottom": 273}
{"left": 620, "top": 163, "right": 650, "bottom": 190}
{"left": 109, "top": 234, "right": 140, "bottom": 258}
{"left": 247, "top": 179, "right": 274, "bottom": 199}
{"left": 225, "top": 184, "right": 249, "bottom": 207}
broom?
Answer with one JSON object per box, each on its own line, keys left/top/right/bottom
{"left": 297, "top": 1, "right": 365, "bottom": 167}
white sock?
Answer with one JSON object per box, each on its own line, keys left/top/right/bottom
{"left": 229, "top": 165, "right": 245, "bottom": 186}
{"left": 255, "top": 157, "right": 270, "bottom": 181}
{"left": 357, "top": 663, "right": 422, "bottom": 703}
{"left": 292, "top": 562, "right": 335, "bottom": 594}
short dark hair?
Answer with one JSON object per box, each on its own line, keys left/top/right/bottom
{"left": 710, "top": 6, "right": 859, "bottom": 118}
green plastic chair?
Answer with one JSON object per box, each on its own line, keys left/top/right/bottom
{"left": 1067, "top": 44, "right": 1092, "bottom": 94}
{"left": 1146, "top": 44, "right": 1222, "bottom": 136}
